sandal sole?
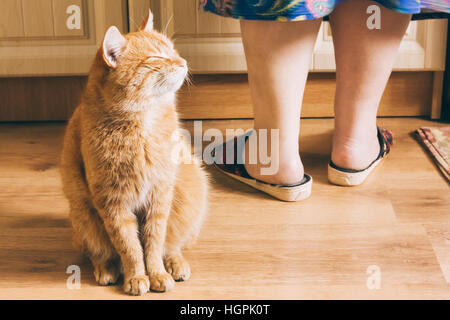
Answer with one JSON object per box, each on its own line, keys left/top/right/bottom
{"left": 214, "top": 164, "right": 312, "bottom": 202}
{"left": 327, "top": 158, "right": 382, "bottom": 186}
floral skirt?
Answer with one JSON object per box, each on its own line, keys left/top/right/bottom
{"left": 202, "top": 0, "right": 450, "bottom": 21}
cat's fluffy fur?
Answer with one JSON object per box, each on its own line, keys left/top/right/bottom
{"left": 60, "top": 11, "right": 208, "bottom": 295}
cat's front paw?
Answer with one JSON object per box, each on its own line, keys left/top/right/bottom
{"left": 123, "top": 275, "right": 150, "bottom": 296}
{"left": 149, "top": 272, "right": 175, "bottom": 292}
{"left": 164, "top": 255, "right": 191, "bottom": 281}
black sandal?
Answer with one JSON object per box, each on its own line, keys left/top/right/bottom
{"left": 212, "top": 130, "right": 313, "bottom": 201}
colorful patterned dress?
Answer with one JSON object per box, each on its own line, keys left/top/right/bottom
{"left": 202, "top": 0, "right": 450, "bottom": 21}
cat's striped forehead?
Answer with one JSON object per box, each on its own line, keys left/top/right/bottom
{"left": 126, "top": 31, "right": 175, "bottom": 59}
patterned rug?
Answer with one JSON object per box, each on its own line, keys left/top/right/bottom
{"left": 416, "top": 127, "right": 450, "bottom": 182}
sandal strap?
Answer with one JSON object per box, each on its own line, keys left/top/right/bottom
{"left": 212, "top": 132, "right": 253, "bottom": 179}
{"left": 377, "top": 127, "right": 394, "bottom": 158}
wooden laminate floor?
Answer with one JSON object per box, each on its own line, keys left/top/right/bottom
{"left": 0, "top": 117, "right": 449, "bottom": 299}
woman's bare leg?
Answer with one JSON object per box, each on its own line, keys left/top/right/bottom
{"left": 329, "top": 0, "right": 411, "bottom": 170}
{"left": 241, "top": 19, "right": 321, "bottom": 185}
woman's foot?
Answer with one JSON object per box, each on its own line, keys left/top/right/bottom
{"left": 331, "top": 127, "right": 380, "bottom": 171}
{"left": 328, "top": 127, "right": 393, "bottom": 186}
{"left": 212, "top": 131, "right": 312, "bottom": 201}
{"left": 244, "top": 153, "right": 305, "bottom": 186}
{"left": 243, "top": 129, "right": 305, "bottom": 186}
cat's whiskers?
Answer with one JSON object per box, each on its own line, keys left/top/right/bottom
{"left": 185, "top": 70, "right": 193, "bottom": 87}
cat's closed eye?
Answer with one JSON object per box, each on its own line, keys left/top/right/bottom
{"left": 140, "top": 57, "right": 166, "bottom": 70}
{"left": 147, "top": 56, "right": 168, "bottom": 62}
{"left": 150, "top": 55, "right": 166, "bottom": 59}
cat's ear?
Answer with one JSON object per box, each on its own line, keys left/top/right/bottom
{"left": 102, "top": 26, "right": 127, "bottom": 68}
{"left": 139, "top": 9, "right": 154, "bottom": 32}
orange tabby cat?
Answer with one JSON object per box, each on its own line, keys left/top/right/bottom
{"left": 60, "top": 11, "right": 208, "bottom": 296}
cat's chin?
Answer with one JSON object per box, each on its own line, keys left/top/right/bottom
{"left": 138, "top": 90, "right": 177, "bottom": 103}
{"left": 133, "top": 71, "right": 187, "bottom": 101}
{"left": 159, "top": 78, "right": 186, "bottom": 94}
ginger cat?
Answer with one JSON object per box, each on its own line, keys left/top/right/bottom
{"left": 60, "top": 11, "right": 208, "bottom": 296}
